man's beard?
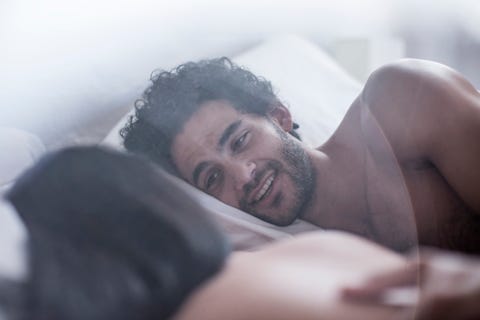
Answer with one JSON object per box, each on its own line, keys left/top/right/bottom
{"left": 239, "top": 126, "right": 315, "bottom": 226}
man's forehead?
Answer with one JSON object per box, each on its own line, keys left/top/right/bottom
{"left": 180, "top": 100, "right": 242, "bottom": 144}
{"left": 171, "top": 100, "right": 244, "bottom": 177}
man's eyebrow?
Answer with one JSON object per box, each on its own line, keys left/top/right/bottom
{"left": 218, "top": 120, "right": 242, "bottom": 150}
{"left": 193, "top": 161, "right": 209, "bottom": 187}
{"left": 192, "top": 120, "right": 242, "bottom": 186}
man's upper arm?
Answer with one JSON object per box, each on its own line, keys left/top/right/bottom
{"left": 362, "top": 59, "right": 480, "bottom": 213}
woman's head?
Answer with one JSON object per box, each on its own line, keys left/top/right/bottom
{"left": 5, "top": 146, "right": 229, "bottom": 320}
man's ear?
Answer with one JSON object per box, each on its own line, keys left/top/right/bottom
{"left": 267, "top": 104, "right": 293, "bottom": 132}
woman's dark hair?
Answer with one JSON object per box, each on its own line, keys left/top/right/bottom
{"left": 120, "top": 57, "right": 300, "bottom": 175}
{"left": 4, "top": 146, "right": 229, "bottom": 320}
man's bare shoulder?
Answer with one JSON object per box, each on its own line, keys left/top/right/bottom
{"left": 359, "top": 59, "right": 479, "bottom": 158}
{"left": 363, "top": 58, "right": 478, "bottom": 101}
{"left": 363, "top": 59, "right": 479, "bottom": 118}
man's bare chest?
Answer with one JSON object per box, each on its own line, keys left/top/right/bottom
{"left": 402, "top": 164, "right": 480, "bottom": 253}
{"left": 365, "top": 147, "right": 480, "bottom": 254}
{"left": 355, "top": 99, "right": 480, "bottom": 253}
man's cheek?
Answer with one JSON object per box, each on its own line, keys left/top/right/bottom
{"left": 217, "top": 188, "right": 241, "bottom": 209}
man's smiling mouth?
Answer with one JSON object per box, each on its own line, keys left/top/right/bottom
{"left": 252, "top": 172, "right": 275, "bottom": 204}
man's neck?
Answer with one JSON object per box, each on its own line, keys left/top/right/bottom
{"left": 300, "top": 139, "right": 369, "bottom": 231}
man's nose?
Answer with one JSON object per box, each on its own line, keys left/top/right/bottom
{"left": 231, "top": 161, "right": 256, "bottom": 191}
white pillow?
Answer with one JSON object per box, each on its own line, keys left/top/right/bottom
{"left": 102, "top": 35, "right": 362, "bottom": 249}
{"left": 234, "top": 34, "right": 362, "bottom": 147}
{"left": 0, "top": 200, "right": 28, "bottom": 281}
{"left": 0, "top": 127, "right": 46, "bottom": 195}
{"left": 0, "top": 127, "right": 44, "bottom": 281}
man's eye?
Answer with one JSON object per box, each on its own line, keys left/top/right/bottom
{"left": 205, "top": 170, "right": 221, "bottom": 190}
{"left": 232, "top": 132, "right": 249, "bottom": 152}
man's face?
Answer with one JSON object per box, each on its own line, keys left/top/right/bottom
{"left": 172, "top": 100, "right": 314, "bottom": 226}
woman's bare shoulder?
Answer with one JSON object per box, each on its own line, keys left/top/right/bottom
{"left": 255, "top": 230, "right": 403, "bottom": 262}
{"left": 174, "top": 231, "right": 405, "bottom": 320}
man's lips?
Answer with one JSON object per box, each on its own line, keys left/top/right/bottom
{"left": 248, "top": 170, "right": 276, "bottom": 205}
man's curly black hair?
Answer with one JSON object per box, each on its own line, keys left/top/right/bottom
{"left": 120, "top": 57, "right": 300, "bottom": 175}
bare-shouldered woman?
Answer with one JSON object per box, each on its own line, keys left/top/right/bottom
{"left": 3, "top": 146, "right": 448, "bottom": 320}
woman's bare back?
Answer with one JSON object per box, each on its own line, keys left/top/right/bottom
{"left": 174, "top": 231, "right": 407, "bottom": 320}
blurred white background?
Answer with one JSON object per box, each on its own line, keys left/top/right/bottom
{"left": 1, "top": 0, "right": 479, "bottom": 147}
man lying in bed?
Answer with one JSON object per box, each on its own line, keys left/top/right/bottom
{"left": 121, "top": 57, "right": 480, "bottom": 254}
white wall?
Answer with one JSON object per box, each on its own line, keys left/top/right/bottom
{"left": 0, "top": 0, "right": 478, "bottom": 148}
